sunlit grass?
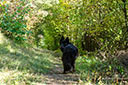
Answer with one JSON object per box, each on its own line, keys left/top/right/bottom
{"left": 0, "top": 69, "right": 45, "bottom": 84}
{"left": 0, "top": 36, "right": 57, "bottom": 84}
{"left": 0, "top": 33, "right": 7, "bottom": 44}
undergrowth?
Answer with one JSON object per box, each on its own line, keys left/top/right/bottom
{"left": 0, "top": 33, "right": 128, "bottom": 84}
{"left": 0, "top": 41, "right": 56, "bottom": 84}
{"left": 76, "top": 55, "right": 128, "bottom": 84}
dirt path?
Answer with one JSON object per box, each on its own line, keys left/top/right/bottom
{"left": 42, "top": 58, "right": 80, "bottom": 84}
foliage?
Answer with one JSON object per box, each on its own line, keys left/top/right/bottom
{"left": 76, "top": 55, "right": 128, "bottom": 84}
{"left": 0, "top": 0, "right": 128, "bottom": 84}
{"left": 40, "top": 0, "right": 128, "bottom": 53}
{"left": 0, "top": 0, "right": 31, "bottom": 41}
{"left": 0, "top": 0, "right": 128, "bottom": 52}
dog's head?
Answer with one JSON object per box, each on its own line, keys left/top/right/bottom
{"left": 60, "top": 36, "right": 69, "bottom": 52}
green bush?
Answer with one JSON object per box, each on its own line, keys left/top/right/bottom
{"left": 41, "top": 0, "right": 128, "bottom": 53}
{"left": 76, "top": 55, "right": 127, "bottom": 84}
{"left": 0, "top": 0, "right": 31, "bottom": 41}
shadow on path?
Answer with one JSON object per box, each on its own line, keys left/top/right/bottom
{"left": 42, "top": 58, "right": 80, "bottom": 84}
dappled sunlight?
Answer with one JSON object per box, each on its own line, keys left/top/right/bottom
{"left": 0, "top": 45, "right": 55, "bottom": 73}
{"left": 6, "top": 45, "right": 15, "bottom": 53}
{"left": 0, "top": 70, "right": 23, "bottom": 84}
{"left": 0, "top": 42, "right": 58, "bottom": 84}
{"left": 0, "top": 69, "right": 44, "bottom": 84}
{"left": 0, "top": 33, "right": 7, "bottom": 44}
{"left": 1, "top": 0, "right": 128, "bottom": 84}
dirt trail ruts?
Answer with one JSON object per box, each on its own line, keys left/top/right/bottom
{"left": 42, "top": 58, "right": 80, "bottom": 85}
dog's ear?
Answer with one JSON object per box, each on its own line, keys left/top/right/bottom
{"left": 65, "top": 37, "right": 69, "bottom": 43}
{"left": 60, "top": 36, "right": 64, "bottom": 43}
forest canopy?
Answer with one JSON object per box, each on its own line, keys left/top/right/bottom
{"left": 0, "top": 0, "right": 128, "bottom": 53}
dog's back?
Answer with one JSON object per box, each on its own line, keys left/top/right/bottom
{"left": 63, "top": 43, "right": 78, "bottom": 58}
{"left": 60, "top": 36, "right": 78, "bottom": 73}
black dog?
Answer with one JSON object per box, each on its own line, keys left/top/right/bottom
{"left": 60, "top": 36, "right": 78, "bottom": 74}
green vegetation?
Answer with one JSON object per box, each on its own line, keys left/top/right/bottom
{"left": 0, "top": 33, "right": 56, "bottom": 84}
{"left": 0, "top": 0, "right": 128, "bottom": 51}
{"left": 0, "top": 0, "right": 31, "bottom": 41}
{"left": 76, "top": 55, "right": 128, "bottom": 84}
{"left": 0, "top": 33, "right": 127, "bottom": 84}
{"left": 0, "top": 0, "right": 128, "bottom": 84}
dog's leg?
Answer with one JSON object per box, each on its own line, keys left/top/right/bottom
{"left": 63, "top": 63, "right": 67, "bottom": 74}
{"left": 71, "top": 60, "right": 75, "bottom": 72}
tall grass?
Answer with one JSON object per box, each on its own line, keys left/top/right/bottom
{"left": 0, "top": 39, "right": 57, "bottom": 84}
{"left": 76, "top": 55, "right": 128, "bottom": 84}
